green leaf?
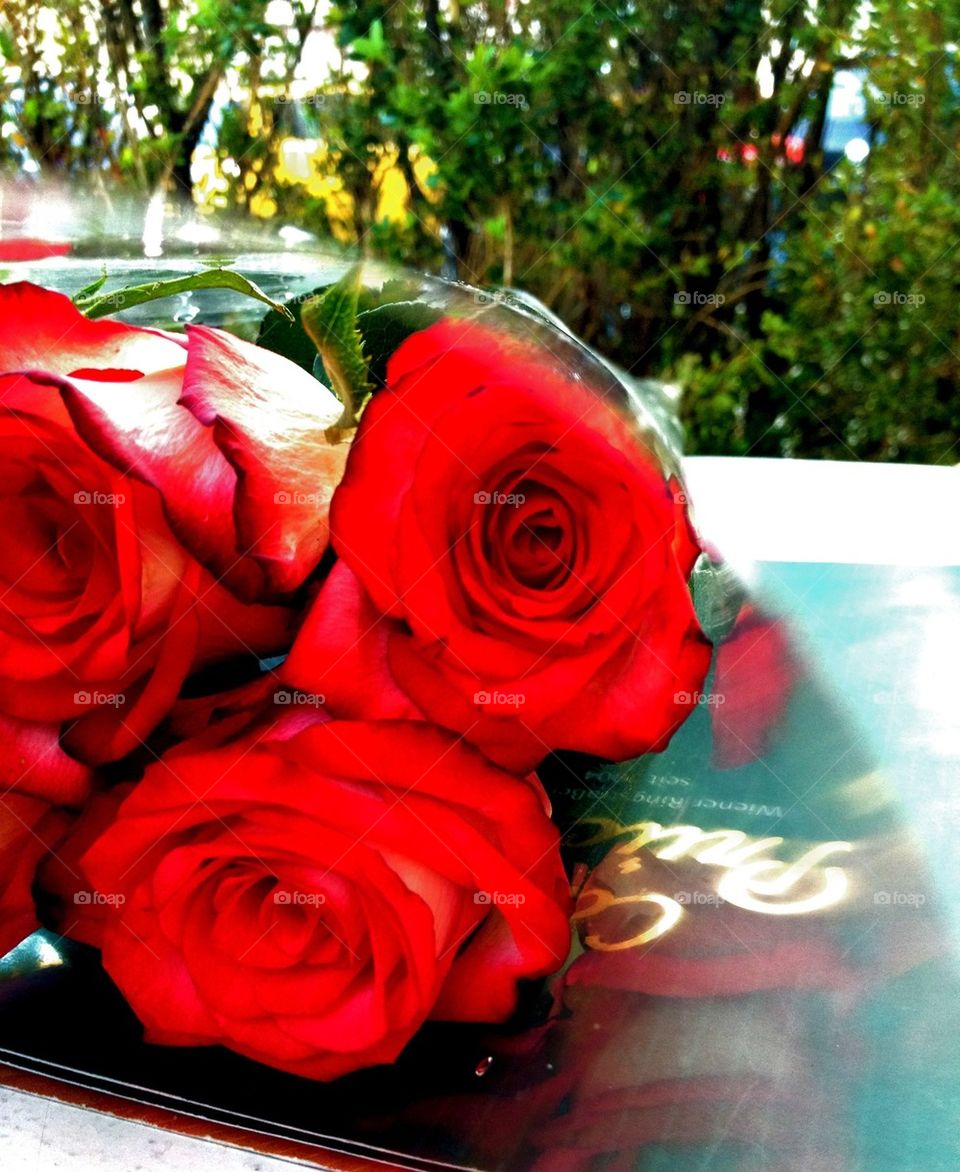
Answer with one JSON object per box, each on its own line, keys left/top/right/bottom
{"left": 72, "top": 270, "right": 109, "bottom": 303}
{"left": 349, "top": 18, "right": 388, "bottom": 64}
{"left": 356, "top": 300, "right": 442, "bottom": 388}
{"left": 257, "top": 285, "right": 332, "bottom": 373}
{"left": 300, "top": 265, "right": 371, "bottom": 433}
{"left": 76, "top": 270, "right": 295, "bottom": 321}
{"left": 257, "top": 275, "right": 434, "bottom": 403}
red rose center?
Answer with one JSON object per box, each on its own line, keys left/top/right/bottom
{"left": 490, "top": 480, "right": 577, "bottom": 591}
{"left": 2, "top": 487, "right": 97, "bottom": 598}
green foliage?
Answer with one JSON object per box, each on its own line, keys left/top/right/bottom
{"left": 355, "top": 301, "right": 443, "bottom": 388}
{"left": 1, "top": 0, "right": 957, "bottom": 461}
{"left": 0, "top": 0, "right": 319, "bottom": 191}
{"left": 300, "top": 265, "right": 370, "bottom": 427}
{"left": 288, "top": 0, "right": 959, "bottom": 463}
{"left": 255, "top": 276, "right": 441, "bottom": 397}
{"left": 257, "top": 286, "right": 333, "bottom": 374}
{"left": 77, "top": 269, "right": 293, "bottom": 321}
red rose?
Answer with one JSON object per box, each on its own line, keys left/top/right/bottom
{"left": 285, "top": 319, "right": 711, "bottom": 771}
{"left": 0, "top": 792, "right": 71, "bottom": 957}
{"left": 77, "top": 714, "right": 571, "bottom": 1079}
{"left": 49, "top": 289, "right": 350, "bottom": 600}
{"left": 0, "top": 284, "right": 295, "bottom": 764}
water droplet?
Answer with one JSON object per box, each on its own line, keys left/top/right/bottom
{"left": 474, "top": 1055, "right": 494, "bottom": 1077}
{"left": 172, "top": 301, "right": 200, "bottom": 324}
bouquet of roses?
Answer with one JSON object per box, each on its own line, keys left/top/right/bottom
{"left": 0, "top": 265, "right": 712, "bottom": 1080}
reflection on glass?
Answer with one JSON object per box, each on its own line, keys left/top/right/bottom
{"left": 0, "top": 930, "right": 65, "bottom": 978}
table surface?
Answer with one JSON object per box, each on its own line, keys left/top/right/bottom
{"left": 3, "top": 455, "right": 959, "bottom": 1171}
{"left": 1, "top": 1084, "right": 318, "bottom": 1172}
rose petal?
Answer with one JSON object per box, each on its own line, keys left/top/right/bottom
{"left": 180, "top": 325, "right": 348, "bottom": 593}
{"left": 0, "top": 713, "right": 91, "bottom": 806}
{"left": 0, "top": 282, "right": 184, "bottom": 376}
{"left": 283, "top": 561, "right": 420, "bottom": 721}
{"left": 60, "top": 561, "right": 205, "bottom": 764}
{"left": 59, "top": 369, "right": 266, "bottom": 601}
{"left": 34, "top": 783, "right": 134, "bottom": 949}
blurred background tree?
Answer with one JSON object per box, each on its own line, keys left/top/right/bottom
{"left": 0, "top": 0, "right": 957, "bottom": 462}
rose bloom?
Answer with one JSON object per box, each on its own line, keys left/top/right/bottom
{"left": 3, "top": 281, "right": 348, "bottom": 602}
{"left": 77, "top": 714, "right": 571, "bottom": 1080}
{"left": 52, "top": 287, "right": 348, "bottom": 600}
{"left": 285, "top": 319, "right": 711, "bottom": 772}
{"left": 0, "top": 281, "right": 352, "bottom": 765}
{"left": 0, "top": 792, "right": 71, "bottom": 957}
